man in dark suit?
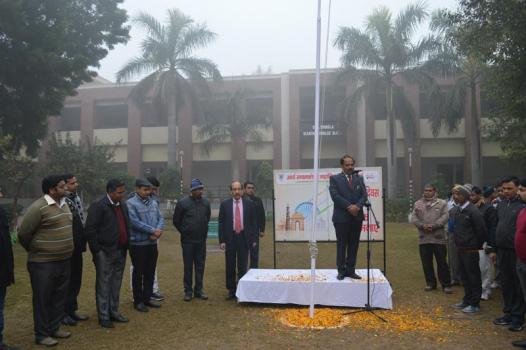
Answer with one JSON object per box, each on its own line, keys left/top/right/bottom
{"left": 243, "top": 181, "right": 266, "bottom": 268}
{"left": 218, "top": 181, "right": 258, "bottom": 300}
{"left": 329, "top": 154, "right": 368, "bottom": 280}
{"left": 85, "top": 179, "right": 130, "bottom": 328}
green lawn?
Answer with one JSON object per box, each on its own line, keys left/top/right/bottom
{"left": 2, "top": 223, "right": 514, "bottom": 349}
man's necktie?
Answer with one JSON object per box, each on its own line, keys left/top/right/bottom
{"left": 234, "top": 200, "right": 242, "bottom": 234}
{"left": 348, "top": 174, "right": 353, "bottom": 189}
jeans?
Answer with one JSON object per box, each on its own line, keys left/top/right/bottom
{"left": 129, "top": 244, "right": 158, "bottom": 305}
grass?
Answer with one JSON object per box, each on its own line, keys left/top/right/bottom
{"left": 2, "top": 223, "right": 515, "bottom": 349}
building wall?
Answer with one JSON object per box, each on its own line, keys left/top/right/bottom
{"left": 49, "top": 69, "right": 510, "bottom": 195}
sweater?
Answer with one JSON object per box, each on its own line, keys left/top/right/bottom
{"left": 18, "top": 196, "right": 74, "bottom": 262}
{"left": 449, "top": 202, "right": 487, "bottom": 250}
{"left": 515, "top": 209, "right": 526, "bottom": 263}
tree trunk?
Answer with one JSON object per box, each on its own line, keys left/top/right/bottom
{"left": 469, "top": 83, "right": 482, "bottom": 186}
{"left": 167, "top": 95, "right": 178, "bottom": 167}
{"left": 386, "top": 80, "right": 398, "bottom": 199}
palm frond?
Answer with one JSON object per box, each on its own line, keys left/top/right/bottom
{"left": 394, "top": 1, "right": 428, "bottom": 43}
{"left": 405, "top": 34, "right": 439, "bottom": 67}
{"left": 128, "top": 71, "right": 159, "bottom": 107}
{"left": 177, "top": 24, "right": 217, "bottom": 57}
{"left": 392, "top": 85, "right": 417, "bottom": 143}
{"left": 116, "top": 57, "right": 157, "bottom": 83}
{"left": 333, "top": 27, "right": 382, "bottom": 68}
{"left": 366, "top": 6, "right": 393, "bottom": 53}
{"left": 166, "top": 9, "right": 193, "bottom": 59}
{"left": 133, "top": 12, "right": 166, "bottom": 42}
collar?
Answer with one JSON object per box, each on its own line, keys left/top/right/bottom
{"left": 107, "top": 194, "right": 120, "bottom": 206}
{"left": 44, "top": 194, "right": 67, "bottom": 208}
{"left": 460, "top": 201, "right": 470, "bottom": 210}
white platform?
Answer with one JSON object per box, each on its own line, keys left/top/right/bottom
{"left": 236, "top": 269, "right": 393, "bottom": 309}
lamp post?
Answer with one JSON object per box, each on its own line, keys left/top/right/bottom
{"left": 179, "top": 150, "right": 184, "bottom": 196}
{"left": 408, "top": 147, "right": 414, "bottom": 213}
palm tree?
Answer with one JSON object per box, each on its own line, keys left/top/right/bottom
{"left": 197, "top": 89, "right": 272, "bottom": 180}
{"left": 334, "top": 2, "right": 438, "bottom": 198}
{"left": 116, "top": 9, "right": 222, "bottom": 167}
{"left": 424, "top": 9, "right": 487, "bottom": 186}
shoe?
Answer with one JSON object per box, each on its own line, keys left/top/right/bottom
{"left": 336, "top": 273, "right": 345, "bottom": 280}
{"left": 346, "top": 273, "right": 362, "bottom": 280}
{"left": 443, "top": 287, "right": 453, "bottom": 294}
{"left": 510, "top": 323, "right": 524, "bottom": 332}
{"left": 99, "top": 319, "right": 114, "bottom": 328}
{"left": 145, "top": 300, "right": 162, "bottom": 308}
{"left": 51, "top": 330, "right": 71, "bottom": 339}
{"left": 226, "top": 291, "right": 236, "bottom": 300}
{"left": 480, "top": 292, "right": 490, "bottom": 301}
{"left": 461, "top": 305, "right": 480, "bottom": 314}
{"left": 512, "top": 339, "right": 526, "bottom": 348}
{"left": 453, "top": 301, "right": 469, "bottom": 309}
{"left": 150, "top": 292, "right": 165, "bottom": 302}
{"left": 70, "top": 312, "right": 89, "bottom": 321}
{"left": 194, "top": 292, "right": 208, "bottom": 300}
{"left": 494, "top": 316, "right": 512, "bottom": 326}
{"left": 134, "top": 302, "right": 149, "bottom": 312}
{"left": 424, "top": 285, "right": 436, "bottom": 291}
{"left": 36, "top": 337, "right": 58, "bottom": 347}
{"left": 450, "top": 280, "right": 460, "bottom": 286}
{"left": 110, "top": 313, "right": 129, "bottom": 323}
{"left": 61, "top": 315, "right": 77, "bottom": 326}
{"left": 184, "top": 294, "right": 192, "bottom": 302}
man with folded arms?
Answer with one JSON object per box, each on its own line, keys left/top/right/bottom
{"left": 18, "top": 175, "right": 74, "bottom": 347}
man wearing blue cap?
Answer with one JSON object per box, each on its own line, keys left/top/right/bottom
{"left": 173, "top": 179, "right": 211, "bottom": 301}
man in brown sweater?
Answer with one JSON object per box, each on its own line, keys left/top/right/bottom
{"left": 18, "top": 175, "right": 74, "bottom": 347}
{"left": 411, "top": 184, "right": 453, "bottom": 294}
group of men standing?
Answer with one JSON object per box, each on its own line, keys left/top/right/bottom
{"left": 411, "top": 176, "right": 526, "bottom": 348}
{"left": 1, "top": 174, "right": 266, "bottom": 347}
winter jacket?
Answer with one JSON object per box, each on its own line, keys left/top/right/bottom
{"left": 410, "top": 196, "right": 449, "bottom": 245}
{"left": 449, "top": 202, "right": 487, "bottom": 250}
{"left": 0, "top": 206, "right": 14, "bottom": 287}
{"left": 496, "top": 196, "right": 526, "bottom": 250}
{"left": 172, "top": 195, "right": 211, "bottom": 243}
{"left": 126, "top": 194, "right": 165, "bottom": 246}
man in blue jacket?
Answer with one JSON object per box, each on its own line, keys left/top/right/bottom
{"left": 329, "top": 154, "right": 368, "bottom": 280}
{"left": 127, "top": 179, "right": 165, "bottom": 312}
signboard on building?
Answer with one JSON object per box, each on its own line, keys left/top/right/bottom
{"left": 273, "top": 167, "right": 384, "bottom": 242}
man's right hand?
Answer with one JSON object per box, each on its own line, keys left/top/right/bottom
{"left": 220, "top": 243, "right": 226, "bottom": 250}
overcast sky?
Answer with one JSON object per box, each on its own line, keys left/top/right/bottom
{"left": 96, "top": 0, "right": 459, "bottom": 82}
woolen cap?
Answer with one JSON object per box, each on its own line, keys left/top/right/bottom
{"left": 190, "top": 178, "right": 204, "bottom": 191}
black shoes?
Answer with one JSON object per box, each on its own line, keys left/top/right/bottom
{"left": 134, "top": 302, "right": 149, "bottom": 313}
{"left": 512, "top": 339, "right": 526, "bottom": 348}
{"left": 494, "top": 316, "right": 512, "bottom": 326}
{"left": 194, "top": 292, "right": 208, "bottom": 300}
{"left": 226, "top": 291, "right": 236, "bottom": 300}
{"left": 184, "top": 294, "right": 192, "bottom": 302}
{"left": 346, "top": 273, "right": 362, "bottom": 280}
{"left": 62, "top": 315, "right": 77, "bottom": 326}
{"left": 145, "top": 300, "right": 162, "bottom": 308}
{"left": 99, "top": 319, "right": 115, "bottom": 328}
{"left": 71, "top": 312, "right": 89, "bottom": 321}
{"left": 337, "top": 273, "right": 345, "bottom": 280}
{"left": 110, "top": 313, "right": 129, "bottom": 323}
{"left": 150, "top": 292, "right": 165, "bottom": 302}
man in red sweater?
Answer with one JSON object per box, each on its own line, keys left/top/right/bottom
{"left": 512, "top": 178, "right": 526, "bottom": 348}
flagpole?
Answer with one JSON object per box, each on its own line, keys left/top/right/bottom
{"left": 309, "top": 0, "right": 322, "bottom": 319}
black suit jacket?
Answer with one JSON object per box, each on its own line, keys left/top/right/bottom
{"left": 329, "top": 172, "right": 368, "bottom": 224}
{"left": 86, "top": 195, "right": 131, "bottom": 254}
{"left": 218, "top": 197, "right": 257, "bottom": 247}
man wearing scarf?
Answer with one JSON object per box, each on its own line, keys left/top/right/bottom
{"left": 411, "top": 184, "right": 452, "bottom": 294}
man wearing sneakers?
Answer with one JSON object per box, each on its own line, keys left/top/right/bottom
{"left": 410, "top": 184, "right": 453, "bottom": 294}
{"left": 450, "top": 184, "right": 487, "bottom": 314}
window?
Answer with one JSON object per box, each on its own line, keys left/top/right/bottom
{"left": 58, "top": 106, "right": 81, "bottom": 131}
{"left": 94, "top": 102, "right": 128, "bottom": 129}
{"left": 141, "top": 103, "right": 168, "bottom": 127}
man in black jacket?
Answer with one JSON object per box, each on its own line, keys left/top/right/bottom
{"left": 61, "top": 174, "right": 89, "bottom": 326}
{"left": 173, "top": 179, "right": 211, "bottom": 302}
{"left": 450, "top": 184, "right": 487, "bottom": 314}
{"left": 243, "top": 181, "right": 265, "bottom": 268}
{"left": 493, "top": 176, "right": 526, "bottom": 331}
{"left": 218, "top": 181, "right": 258, "bottom": 300}
{"left": 0, "top": 188, "right": 16, "bottom": 350}
{"left": 85, "top": 179, "right": 130, "bottom": 328}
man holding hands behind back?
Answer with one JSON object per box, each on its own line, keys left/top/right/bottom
{"left": 329, "top": 155, "right": 368, "bottom": 281}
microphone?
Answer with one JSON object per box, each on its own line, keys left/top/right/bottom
{"left": 350, "top": 169, "right": 362, "bottom": 175}
{"left": 363, "top": 200, "right": 372, "bottom": 208}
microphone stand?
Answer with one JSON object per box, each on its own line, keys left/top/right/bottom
{"left": 345, "top": 201, "right": 386, "bottom": 322}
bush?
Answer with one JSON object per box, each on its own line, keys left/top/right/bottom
{"left": 386, "top": 197, "right": 411, "bottom": 223}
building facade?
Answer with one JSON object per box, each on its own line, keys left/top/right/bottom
{"left": 44, "top": 69, "right": 511, "bottom": 197}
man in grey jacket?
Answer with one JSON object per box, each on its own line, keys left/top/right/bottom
{"left": 411, "top": 184, "right": 452, "bottom": 294}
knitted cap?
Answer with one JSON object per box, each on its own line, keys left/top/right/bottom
{"left": 453, "top": 184, "right": 471, "bottom": 198}
{"left": 190, "top": 178, "right": 204, "bottom": 191}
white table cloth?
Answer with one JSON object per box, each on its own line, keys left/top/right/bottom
{"left": 236, "top": 269, "right": 392, "bottom": 309}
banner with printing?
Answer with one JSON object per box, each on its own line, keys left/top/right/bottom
{"left": 273, "top": 167, "right": 383, "bottom": 242}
